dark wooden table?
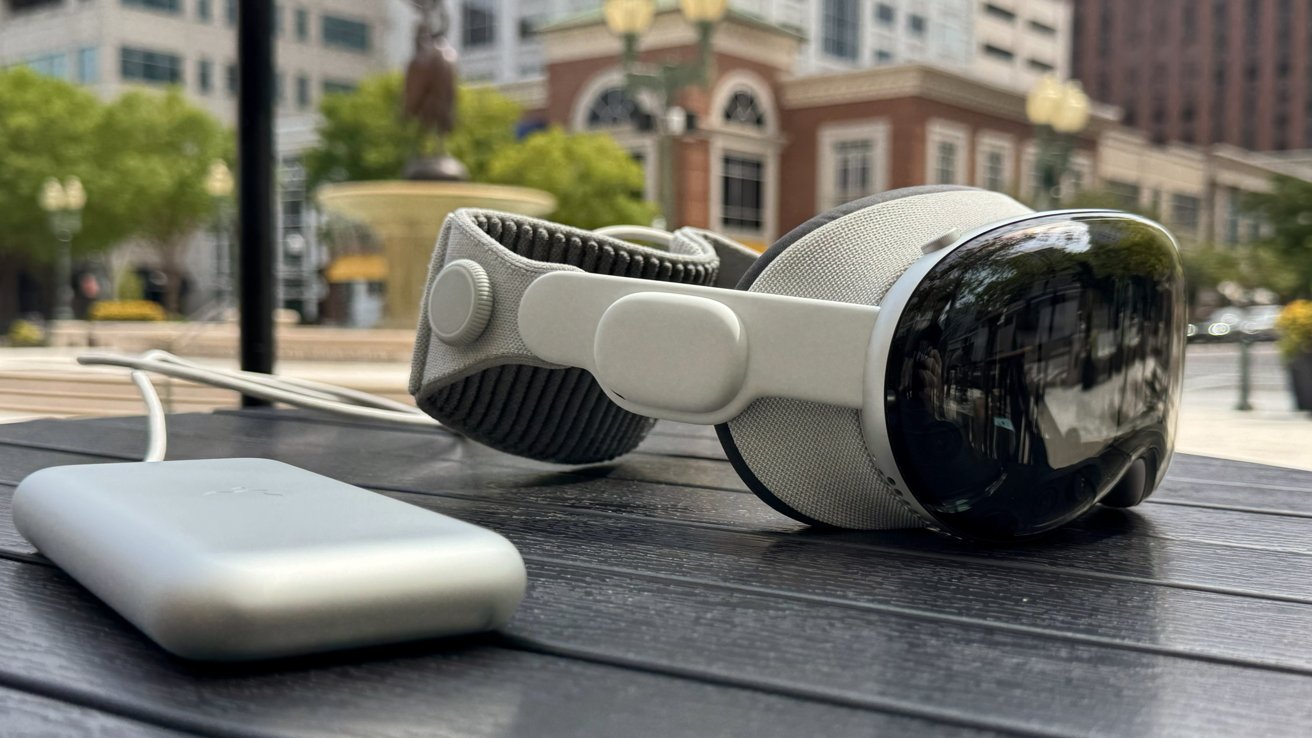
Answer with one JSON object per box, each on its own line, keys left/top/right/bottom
{"left": 1, "top": 409, "right": 1310, "bottom": 737}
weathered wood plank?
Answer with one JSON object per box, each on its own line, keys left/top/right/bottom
{"left": 0, "top": 559, "right": 1003, "bottom": 738}
{"left": 0, "top": 685, "right": 192, "bottom": 737}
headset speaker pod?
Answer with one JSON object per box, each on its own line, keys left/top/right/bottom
{"left": 410, "top": 187, "right": 1186, "bottom": 541}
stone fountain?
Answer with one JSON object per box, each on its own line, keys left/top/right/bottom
{"left": 316, "top": 0, "right": 555, "bottom": 328}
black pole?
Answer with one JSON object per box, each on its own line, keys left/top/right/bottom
{"left": 237, "top": 0, "right": 275, "bottom": 405}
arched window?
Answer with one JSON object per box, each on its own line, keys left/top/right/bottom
{"left": 586, "top": 87, "right": 640, "bottom": 128}
{"left": 723, "top": 89, "right": 766, "bottom": 128}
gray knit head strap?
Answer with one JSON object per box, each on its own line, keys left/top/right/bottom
{"left": 409, "top": 209, "right": 746, "bottom": 463}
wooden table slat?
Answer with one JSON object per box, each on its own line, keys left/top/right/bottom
{"left": 0, "top": 409, "right": 1309, "bottom": 737}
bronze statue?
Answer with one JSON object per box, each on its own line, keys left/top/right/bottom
{"left": 402, "top": 0, "right": 468, "bottom": 181}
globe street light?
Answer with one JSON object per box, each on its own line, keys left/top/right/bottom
{"left": 604, "top": 0, "right": 727, "bottom": 229}
{"left": 38, "top": 176, "right": 85, "bottom": 321}
{"left": 1026, "top": 75, "right": 1090, "bottom": 209}
{"left": 204, "top": 160, "right": 235, "bottom": 311}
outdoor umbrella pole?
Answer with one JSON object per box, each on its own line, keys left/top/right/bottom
{"left": 236, "top": 0, "right": 276, "bottom": 404}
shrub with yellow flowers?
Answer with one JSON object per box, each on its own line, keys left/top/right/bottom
{"left": 6, "top": 319, "right": 46, "bottom": 347}
{"left": 1276, "top": 300, "right": 1312, "bottom": 360}
{"left": 88, "top": 300, "right": 167, "bottom": 322}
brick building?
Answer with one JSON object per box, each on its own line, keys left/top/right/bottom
{"left": 1072, "top": 0, "right": 1312, "bottom": 151}
{"left": 523, "top": 8, "right": 1305, "bottom": 252}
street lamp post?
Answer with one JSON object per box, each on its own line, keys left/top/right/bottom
{"left": 604, "top": 0, "right": 727, "bottom": 229}
{"left": 1025, "top": 75, "right": 1090, "bottom": 210}
{"left": 38, "top": 177, "right": 86, "bottom": 321}
{"left": 204, "top": 160, "right": 235, "bottom": 313}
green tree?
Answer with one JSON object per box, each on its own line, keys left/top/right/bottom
{"left": 0, "top": 69, "right": 105, "bottom": 323}
{"left": 1245, "top": 175, "right": 1312, "bottom": 299}
{"left": 485, "top": 127, "right": 656, "bottom": 230}
{"left": 303, "top": 74, "right": 521, "bottom": 190}
{"left": 0, "top": 69, "right": 230, "bottom": 321}
{"left": 0, "top": 69, "right": 103, "bottom": 262}
{"left": 303, "top": 76, "right": 655, "bottom": 230}
{"left": 93, "top": 89, "right": 230, "bottom": 313}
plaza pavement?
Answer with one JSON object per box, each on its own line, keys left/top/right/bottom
{"left": 1, "top": 342, "right": 1308, "bottom": 472}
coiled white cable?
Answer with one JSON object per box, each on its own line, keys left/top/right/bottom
{"left": 79, "top": 350, "right": 447, "bottom": 462}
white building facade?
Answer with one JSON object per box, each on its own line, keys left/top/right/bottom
{"left": 436, "top": 0, "right": 1070, "bottom": 91}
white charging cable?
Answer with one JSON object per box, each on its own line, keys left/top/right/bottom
{"left": 79, "top": 350, "right": 447, "bottom": 462}
{"left": 129, "top": 370, "right": 168, "bottom": 462}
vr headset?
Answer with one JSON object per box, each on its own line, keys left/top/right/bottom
{"left": 410, "top": 185, "right": 1186, "bottom": 541}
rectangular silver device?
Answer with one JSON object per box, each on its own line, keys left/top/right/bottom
{"left": 14, "top": 458, "right": 526, "bottom": 661}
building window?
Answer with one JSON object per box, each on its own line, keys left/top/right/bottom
{"left": 832, "top": 140, "right": 874, "bottom": 207}
{"left": 875, "top": 49, "right": 893, "bottom": 64}
{"left": 908, "top": 14, "right": 926, "bottom": 36}
{"left": 25, "top": 52, "right": 67, "bottom": 79}
{"left": 322, "top": 15, "right": 370, "bottom": 51}
{"left": 7, "top": 0, "right": 61, "bottom": 13}
{"left": 323, "top": 79, "right": 357, "bottom": 95}
{"left": 983, "top": 3, "right": 1016, "bottom": 22}
{"left": 983, "top": 149, "right": 1005, "bottom": 191}
{"left": 875, "top": 2, "right": 894, "bottom": 25}
{"left": 1171, "top": 194, "right": 1201, "bottom": 231}
{"left": 122, "top": 0, "right": 181, "bottom": 14}
{"left": 462, "top": 1, "right": 496, "bottom": 48}
{"left": 226, "top": 63, "right": 237, "bottom": 95}
{"left": 1027, "top": 58, "right": 1054, "bottom": 73}
{"left": 296, "top": 74, "right": 310, "bottom": 109}
{"left": 586, "top": 87, "right": 640, "bottom": 128}
{"left": 982, "top": 44, "right": 1014, "bottom": 61}
{"left": 295, "top": 8, "right": 309, "bottom": 41}
{"left": 723, "top": 89, "right": 765, "bottom": 128}
{"left": 196, "top": 0, "right": 210, "bottom": 21}
{"left": 226, "top": 0, "right": 235, "bottom": 25}
{"left": 721, "top": 154, "right": 764, "bottom": 231}
{"left": 822, "top": 0, "right": 858, "bottom": 60}
{"left": 1028, "top": 19, "right": 1056, "bottom": 35}
{"left": 76, "top": 47, "right": 98, "bottom": 84}
{"left": 198, "top": 58, "right": 212, "bottom": 93}
{"left": 1106, "top": 180, "right": 1141, "bottom": 210}
{"left": 934, "top": 141, "right": 959, "bottom": 184}
{"left": 120, "top": 47, "right": 183, "bottom": 85}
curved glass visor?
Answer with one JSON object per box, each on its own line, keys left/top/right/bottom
{"left": 884, "top": 214, "right": 1185, "bottom": 540}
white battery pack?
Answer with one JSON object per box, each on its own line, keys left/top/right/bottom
{"left": 14, "top": 458, "right": 526, "bottom": 661}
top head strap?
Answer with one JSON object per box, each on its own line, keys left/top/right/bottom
{"left": 410, "top": 209, "right": 724, "bottom": 463}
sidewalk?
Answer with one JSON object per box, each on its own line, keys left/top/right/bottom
{"left": 2, "top": 343, "right": 1309, "bottom": 472}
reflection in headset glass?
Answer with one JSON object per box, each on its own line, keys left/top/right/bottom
{"left": 886, "top": 215, "right": 1185, "bottom": 540}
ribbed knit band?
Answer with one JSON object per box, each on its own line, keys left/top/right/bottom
{"left": 415, "top": 213, "right": 719, "bottom": 464}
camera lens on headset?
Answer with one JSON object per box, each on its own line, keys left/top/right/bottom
{"left": 884, "top": 214, "right": 1185, "bottom": 541}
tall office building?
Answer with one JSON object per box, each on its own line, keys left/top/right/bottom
{"left": 0, "top": 0, "right": 392, "bottom": 125}
{"left": 1073, "top": 0, "right": 1312, "bottom": 151}
{"left": 447, "top": 0, "right": 1070, "bottom": 92}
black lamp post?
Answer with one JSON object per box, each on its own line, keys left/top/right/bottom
{"left": 603, "top": 0, "right": 727, "bottom": 229}
{"left": 1025, "top": 75, "right": 1090, "bottom": 210}
{"left": 38, "top": 176, "right": 85, "bottom": 321}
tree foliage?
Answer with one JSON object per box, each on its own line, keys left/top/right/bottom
{"left": 302, "top": 76, "right": 656, "bottom": 230}
{"left": 485, "top": 127, "right": 656, "bottom": 231}
{"left": 0, "top": 69, "right": 228, "bottom": 264}
{"left": 303, "top": 74, "right": 521, "bottom": 190}
{"left": 0, "top": 69, "right": 103, "bottom": 263}
{"left": 1245, "top": 175, "right": 1312, "bottom": 299}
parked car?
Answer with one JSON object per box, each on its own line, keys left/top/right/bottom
{"left": 1239, "top": 304, "right": 1283, "bottom": 341}
{"left": 1188, "top": 307, "right": 1246, "bottom": 343}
